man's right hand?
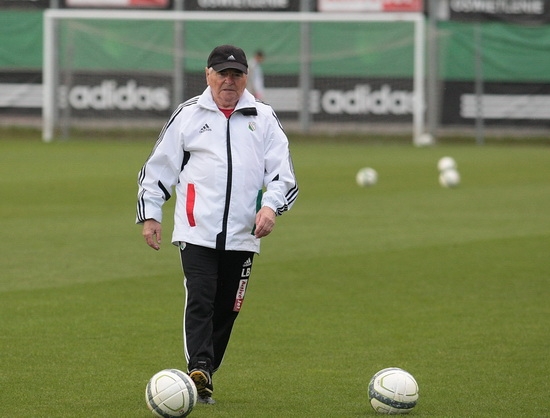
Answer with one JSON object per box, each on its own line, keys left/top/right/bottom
{"left": 142, "top": 219, "right": 162, "bottom": 251}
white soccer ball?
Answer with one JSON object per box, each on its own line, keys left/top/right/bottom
{"left": 439, "top": 169, "right": 461, "bottom": 188}
{"left": 437, "top": 156, "right": 457, "bottom": 172}
{"left": 146, "top": 369, "right": 198, "bottom": 417}
{"left": 356, "top": 167, "right": 378, "bottom": 187}
{"left": 368, "top": 367, "right": 419, "bottom": 415}
{"left": 415, "top": 133, "right": 435, "bottom": 146}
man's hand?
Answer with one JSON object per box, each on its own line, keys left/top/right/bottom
{"left": 142, "top": 219, "right": 162, "bottom": 250}
{"left": 254, "top": 206, "right": 276, "bottom": 238}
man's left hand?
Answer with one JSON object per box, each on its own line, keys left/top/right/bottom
{"left": 254, "top": 206, "right": 276, "bottom": 238}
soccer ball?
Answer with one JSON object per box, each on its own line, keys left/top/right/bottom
{"left": 439, "top": 169, "right": 461, "bottom": 188}
{"left": 437, "top": 156, "right": 457, "bottom": 172}
{"left": 356, "top": 167, "right": 378, "bottom": 187}
{"left": 146, "top": 369, "right": 198, "bottom": 417}
{"left": 368, "top": 367, "right": 419, "bottom": 415}
{"left": 415, "top": 133, "right": 435, "bottom": 146}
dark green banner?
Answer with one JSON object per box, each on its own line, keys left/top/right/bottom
{"left": 448, "top": 0, "right": 550, "bottom": 24}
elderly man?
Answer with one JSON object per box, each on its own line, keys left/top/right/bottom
{"left": 136, "top": 45, "right": 298, "bottom": 404}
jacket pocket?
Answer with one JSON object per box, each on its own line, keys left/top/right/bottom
{"left": 186, "top": 183, "right": 196, "bottom": 227}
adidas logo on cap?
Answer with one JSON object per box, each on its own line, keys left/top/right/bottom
{"left": 207, "top": 45, "right": 248, "bottom": 74}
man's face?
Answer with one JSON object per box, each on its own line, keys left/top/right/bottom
{"left": 206, "top": 68, "right": 247, "bottom": 109}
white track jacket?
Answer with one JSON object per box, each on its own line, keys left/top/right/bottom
{"left": 136, "top": 87, "right": 298, "bottom": 253}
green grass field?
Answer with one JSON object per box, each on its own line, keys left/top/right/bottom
{"left": 1, "top": 129, "right": 549, "bottom": 417}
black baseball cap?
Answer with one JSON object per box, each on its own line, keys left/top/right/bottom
{"left": 207, "top": 45, "right": 248, "bottom": 74}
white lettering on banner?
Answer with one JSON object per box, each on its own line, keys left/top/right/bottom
{"left": 0, "top": 83, "right": 42, "bottom": 108}
{"left": 318, "top": 0, "right": 422, "bottom": 12}
{"left": 61, "top": 80, "right": 170, "bottom": 111}
{"left": 198, "top": 0, "right": 288, "bottom": 8}
{"left": 382, "top": 0, "right": 423, "bottom": 12}
{"left": 321, "top": 84, "right": 413, "bottom": 115}
{"left": 461, "top": 94, "right": 550, "bottom": 119}
{"left": 66, "top": 0, "right": 169, "bottom": 7}
{"left": 383, "top": 0, "right": 418, "bottom": 5}
{"left": 450, "top": 0, "right": 544, "bottom": 15}
{"left": 318, "top": 0, "right": 384, "bottom": 12}
{"left": 233, "top": 279, "right": 248, "bottom": 312}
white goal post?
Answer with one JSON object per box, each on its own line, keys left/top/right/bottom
{"left": 43, "top": 9, "right": 426, "bottom": 143}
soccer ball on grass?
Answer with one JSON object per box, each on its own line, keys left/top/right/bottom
{"left": 439, "top": 169, "right": 460, "bottom": 188}
{"left": 146, "top": 369, "right": 197, "bottom": 417}
{"left": 368, "top": 367, "right": 419, "bottom": 414}
{"left": 356, "top": 167, "right": 378, "bottom": 187}
{"left": 437, "top": 156, "right": 460, "bottom": 188}
{"left": 437, "top": 156, "right": 457, "bottom": 172}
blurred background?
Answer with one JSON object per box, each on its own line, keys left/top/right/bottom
{"left": 1, "top": 0, "right": 549, "bottom": 143}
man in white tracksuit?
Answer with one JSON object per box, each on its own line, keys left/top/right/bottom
{"left": 136, "top": 45, "right": 298, "bottom": 404}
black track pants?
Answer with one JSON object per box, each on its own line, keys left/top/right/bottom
{"left": 180, "top": 243, "right": 254, "bottom": 373}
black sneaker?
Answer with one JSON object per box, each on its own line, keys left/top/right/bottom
{"left": 189, "top": 360, "right": 214, "bottom": 403}
{"left": 196, "top": 394, "right": 216, "bottom": 405}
